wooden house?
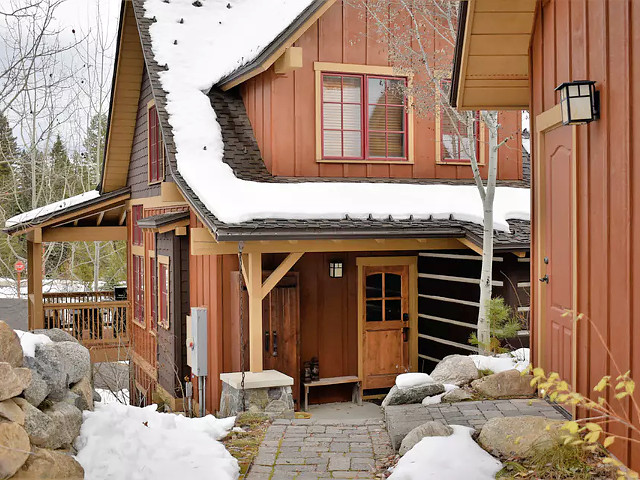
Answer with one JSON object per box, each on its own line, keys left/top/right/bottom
{"left": 450, "top": 0, "right": 640, "bottom": 469}
{"left": 4, "top": 0, "right": 530, "bottom": 414}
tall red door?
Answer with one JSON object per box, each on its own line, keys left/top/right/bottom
{"left": 541, "top": 127, "right": 574, "bottom": 384}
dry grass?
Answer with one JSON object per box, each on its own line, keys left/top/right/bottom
{"left": 221, "top": 412, "right": 270, "bottom": 477}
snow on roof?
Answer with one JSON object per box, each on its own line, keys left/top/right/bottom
{"left": 144, "top": 0, "right": 530, "bottom": 232}
{"left": 4, "top": 190, "right": 100, "bottom": 228}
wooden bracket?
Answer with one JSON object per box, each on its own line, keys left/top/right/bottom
{"left": 274, "top": 47, "right": 303, "bottom": 74}
{"left": 457, "top": 238, "right": 482, "bottom": 255}
{"left": 261, "top": 252, "right": 304, "bottom": 299}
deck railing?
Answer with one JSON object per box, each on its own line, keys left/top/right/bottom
{"left": 43, "top": 291, "right": 129, "bottom": 360}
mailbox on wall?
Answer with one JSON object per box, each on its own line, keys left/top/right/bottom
{"left": 187, "top": 307, "right": 208, "bottom": 376}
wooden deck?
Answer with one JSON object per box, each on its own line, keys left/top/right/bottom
{"left": 43, "top": 291, "right": 130, "bottom": 362}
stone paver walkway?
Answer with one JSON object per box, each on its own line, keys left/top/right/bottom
{"left": 246, "top": 418, "right": 394, "bottom": 480}
{"left": 384, "top": 398, "right": 568, "bottom": 449}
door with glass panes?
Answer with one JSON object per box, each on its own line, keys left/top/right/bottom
{"left": 362, "top": 264, "right": 410, "bottom": 390}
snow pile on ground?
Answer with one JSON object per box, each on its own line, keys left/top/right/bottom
{"left": 396, "top": 372, "right": 435, "bottom": 389}
{"left": 421, "top": 384, "right": 458, "bottom": 406}
{"left": 143, "top": 0, "right": 530, "bottom": 231}
{"left": 470, "top": 348, "right": 530, "bottom": 374}
{"left": 389, "top": 425, "right": 502, "bottom": 479}
{"left": 5, "top": 190, "right": 100, "bottom": 227}
{"left": 14, "top": 329, "right": 53, "bottom": 357}
{"left": 95, "top": 388, "right": 130, "bottom": 405}
{"left": 75, "top": 403, "right": 239, "bottom": 480}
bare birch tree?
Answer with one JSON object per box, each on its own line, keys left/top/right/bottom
{"left": 353, "top": 0, "right": 519, "bottom": 351}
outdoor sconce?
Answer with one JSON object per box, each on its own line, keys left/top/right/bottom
{"left": 555, "top": 80, "right": 600, "bottom": 125}
{"left": 329, "top": 261, "right": 343, "bottom": 278}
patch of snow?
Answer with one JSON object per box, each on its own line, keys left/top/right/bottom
{"left": 5, "top": 190, "right": 100, "bottom": 227}
{"left": 14, "top": 330, "right": 52, "bottom": 357}
{"left": 396, "top": 372, "right": 435, "bottom": 389}
{"left": 96, "top": 388, "right": 130, "bottom": 405}
{"left": 470, "top": 347, "right": 530, "bottom": 374}
{"left": 0, "top": 278, "right": 120, "bottom": 299}
{"left": 143, "top": 0, "right": 530, "bottom": 231}
{"left": 74, "top": 403, "right": 239, "bottom": 480}
{"left": 443, "top": 384, "right": 459, "bottom": 392}
{"left": 421, "top": 393, "right": 444, "bottom": 405}
{"left": 389, "top": 425, "right": 502, "bottom": 480}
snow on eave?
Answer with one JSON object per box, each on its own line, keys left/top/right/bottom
{"left": 143, "top": 0, "right": 531, "bottom": 232}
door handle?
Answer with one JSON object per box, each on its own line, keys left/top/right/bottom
{"left": 264, "top": 330, "right": 270, "bottom": 351}
{"left": 539, "top": 274, "right": 549, "bottom": 283}
{"left": 402, "top": 326, "right": 409, "bottom": 342}
{"left": 272, "top": 330, "right": 278, "bottom": 357}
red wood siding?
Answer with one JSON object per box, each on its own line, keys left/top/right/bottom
{"left": 530, "top": 0, "right": 640, "bottom": 468}
{"left": 240, "top": 1, "right": 522, "bottom": 180}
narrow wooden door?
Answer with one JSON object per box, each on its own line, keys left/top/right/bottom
{"left": 362, "top": 265, "right": 410, "bottom": 390}
{"left": 542, "top": 126, "right": 574, "bottom": 384}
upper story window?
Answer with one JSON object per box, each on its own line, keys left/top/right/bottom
{"left": 148, "top": 103, "right": 164, "bottom": 184}
{"left": 321, "top": 72, "right": 408, "bottom": 161}
{"left": 131, "top": 205, "right": 143, "bottom": 246}
{"left": 438, "top": 78, "right": 480, "bottom": 164}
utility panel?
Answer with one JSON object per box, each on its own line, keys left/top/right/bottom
{"left": 188, "top": 307, "right": 208, "bottom": 376}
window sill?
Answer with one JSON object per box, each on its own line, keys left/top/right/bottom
{"left": 436, "top": 160, "right": 486, "bottom": 166}
{"left": 132, "top": 318, "right": 146, "bottom": 329}
{"left": 147, "top": 179, "right": 164, "bottom": 186}
{"left": 317, "top": 159, "right": 413, "bottom": 165}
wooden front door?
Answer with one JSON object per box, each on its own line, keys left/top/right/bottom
{"left": 361, "top": 264, "right": 410, "bottom": 390}
{"left": 541, "top": 126, "right": 574, "bottom": 384}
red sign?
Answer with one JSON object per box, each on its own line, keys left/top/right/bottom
{"left": 14, "top": 261, "right": 25, "bottom": 273}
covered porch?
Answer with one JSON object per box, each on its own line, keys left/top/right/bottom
{"left": 5, "top": 188, "right": 131, "bottom": 362}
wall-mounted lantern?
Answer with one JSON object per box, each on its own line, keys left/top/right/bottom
{"left": 329, "top": 261, "right": 343, "bottom": 278}
{"left": 555, "top": 80, "right": 599, "bottom": 125}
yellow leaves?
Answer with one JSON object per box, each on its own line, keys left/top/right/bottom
{"left": 594, "top": 376, "right": 610, "bottom": 392}
{"left": 532, "top": 367, "right": 545, "bottom": 378}
{"left": 615, "top": 391, "right": 630, "bottom": 400}
{"left": 583, "top": 430, "right": 600, "bottom": 443}
{"left": 514, "top": 436, "right": 522, "bottom": 445}
{"left": 625, "top": 380, "right": 635, "bottom": 395}
{"left": 562, "top": 421, "right": 580, "bottom": 435}
{"left": 584, "top": 422, "right": 602, "bottom": 432}
{"left": 603, "top": 436, "right": 615, "bottom": 448}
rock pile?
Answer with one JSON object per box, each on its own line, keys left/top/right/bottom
{"left": 0, "top": 321, "right": 90, "bottom": 479}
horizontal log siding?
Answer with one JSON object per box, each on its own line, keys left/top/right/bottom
{"left": 531, "top": 0, "right": 640, "bottom": 468}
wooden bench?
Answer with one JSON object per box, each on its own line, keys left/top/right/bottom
{"left": 303, "top": 376, "right": 362, "bottom": 412}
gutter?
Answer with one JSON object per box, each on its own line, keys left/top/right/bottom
{"left": 449, "top": 0, "right": 468, "bottom": 108}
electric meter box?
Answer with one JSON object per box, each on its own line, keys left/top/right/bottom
{"left": 190, "top": 307, "right": 208, "bottom": 376}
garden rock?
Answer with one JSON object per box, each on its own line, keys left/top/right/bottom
{"left": 442, "top": 387, "right": 474, "bottom": 403}
{"left": 0, "top": 320, "right": 23, "bottom": 367}
{"left": 31, "top": 328, "right": 78, "bottom": 344}
{"left": 430, "top": 355, "right": 479, "bottom": 386}
{"left": 398, "top": 421, "right": 453, "bottom": 456}
{"left": 92, "top": 389, "right": 102, "bottom": 403}
{"left": 0, "top": 420, "right": 30, "bottom": 478}
{"left": 23, "top": 346, "right": 67, "bottom": 400}
{"left": 382, "top": 384, "right": 445, "bottom": 407}
{"left": 0, "top": 398, "right": 25, "bottom": 425}
{"left": 22, "top": 369, "right": 49, "bottom": 407}
{"left": 42, "top": 402, "right": 82, "bottom": 449}
{"left": 53, "top": 341, "right": 91, "bottom": 385}
{"left": 478, "top": 416, "right": 564, "bottom": 459}
{"left": 0, "top": 363, "right": 31, "bottom": 401}
{"left": 70, "top": 377, "right": 94, "bottom": 411}
{"left": 471, "top": 369, "right": 536, "bottom": 398}
{"left": 13, "top": 398, "right": 55, "bottom": 447}
{"left": 11, "top": 446, "right": 84, "bottom": 479}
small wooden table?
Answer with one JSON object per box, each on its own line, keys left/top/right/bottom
{"left": 303, "top": 376, "right": 362, "bottom": 412}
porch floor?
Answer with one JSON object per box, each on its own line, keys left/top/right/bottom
{"left": 246, "top": 405, "right": 394, "bottom": 480}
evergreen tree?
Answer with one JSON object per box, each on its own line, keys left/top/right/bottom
{"left": 83, "top": 113, "right": 107, "bottom": 182}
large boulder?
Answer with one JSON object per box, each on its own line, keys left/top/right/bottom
{"left": 478, "top": 416, "right": 564, "bottom": 459}
{"left": 398, "top": 421, "right": 453, "bottom": 456}
{"left": 0, "top": 363, "right": 32, "bottom": 401}
{"left": 11, "top": 447, "right": 84, "bottom": 479}
{"left": 50, "top": 341, "right": 91, "bottom": 385}
{"left": 471, "top": 369, "right": 536, "bottom": 398}
{"left": 0, "top": 398, "right": 25, "bottom": 425}
{"left": 41, "top": 402, "right": 83, "bottom": 449}
{"left": 0, "top": 420, "right": 30, "bottom": 478}
{"left": 442, "top": 387, "right": 474, "bottom": 403}
{"left": 12, "top": 398, "right": 55, "bottom": 447}
{"left": 430, "top": 355, "right": 480, "bottom": 386}
{"left": 70, "top": 377, "right": 94, "bottom": 411}
{"left": 0, "top": 321, "right": 23, "bottom": 367}
{"left": 31, "top": 328, "right": 79, "bottom": 344}
{"left": 22, "top": 369, "right": 49, "bottom": 407}
{"left": 382, "top": 383, "right": 445, "bottom": 407}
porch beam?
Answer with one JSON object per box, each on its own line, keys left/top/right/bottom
{"left": 261, "top": 252, "right": 304, "bottom": 300}
{"left": 118, "top": 208, "right": 127, "bottom": 225}
{"left": 190, "top": 228, "right": 464, "bottom": 255}
{"left": 27, "top": 240, "right": 44, "bottom": 330}
{"left": 246, "top": 252, "right": 263, "bottom": 373}
{"left": 42, "top": 226, "right": 127, "bottom": 242}
{"left": 96, "top": 211, "right": 105, "bottom": 226}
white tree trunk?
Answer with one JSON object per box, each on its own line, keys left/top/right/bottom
{"left": 477, "top": 112, "right": 499, "bottom": 352}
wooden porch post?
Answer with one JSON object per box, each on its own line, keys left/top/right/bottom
{"left": 246, "top": 251, "right": 263, "bottom": 373}
{"left": 27, "top": 237, "right": 44, "bottom": 330}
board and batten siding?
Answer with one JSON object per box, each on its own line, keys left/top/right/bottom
{"left": 240, "top": 1, "right": 522, "bottom": 180}
{"left": 530, "top": 0, "right": 640, "bottom": 468}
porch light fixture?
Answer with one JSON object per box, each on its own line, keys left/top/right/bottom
{"left": 555, "top": 80, "right": 599, "bottom": 125}
{"left": 329, "top": 261, "right": 343, "bottom": 278}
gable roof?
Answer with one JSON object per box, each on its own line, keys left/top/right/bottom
{"left": 450, "top": 0, "right": 536, "bottom": 110}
